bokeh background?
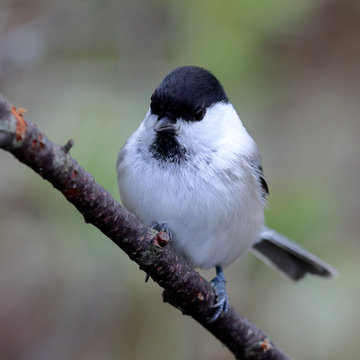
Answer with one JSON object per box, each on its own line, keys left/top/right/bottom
{"left": 1, "top": 0, "right": 359, "bottom": 359}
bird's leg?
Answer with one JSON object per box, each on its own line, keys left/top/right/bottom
{"left": 208, "top": 265, "right": 229, "bottom": 323}
{"left": 145, "top": 222, "right": 172, "bottom": 283}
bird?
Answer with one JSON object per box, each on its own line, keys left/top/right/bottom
{"left": 116, "top": 65, "right": 338, "bottom": 323}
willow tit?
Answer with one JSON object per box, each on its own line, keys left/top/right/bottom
{"left": 117, "top": 66, "right": 338, "bottom": 323}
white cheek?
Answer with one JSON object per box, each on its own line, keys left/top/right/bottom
{"left": 142, "top": 109, "right": 157, "bottom": 129}
{"left": 178, "top": 103, "right": 256, "bottom": 156}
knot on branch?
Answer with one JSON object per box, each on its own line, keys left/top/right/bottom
{"left": 138, "top": 229, "right": 171, "bottom": 267}
{"left": 153, "top": 230, "right": 171, "bottom": 248}
{"left": 62, "top": 139, "right": 74, "bottom": 153}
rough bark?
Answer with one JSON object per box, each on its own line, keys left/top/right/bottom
{"left": 0, "top": 96, "right": 290, "bottom": 360}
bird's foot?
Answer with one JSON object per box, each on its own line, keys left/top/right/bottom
{"left": 208, "top": 265, "right": 229, "bottom": 324}
{"left": 151, "top": 222, "right": 173, "bottom": 240}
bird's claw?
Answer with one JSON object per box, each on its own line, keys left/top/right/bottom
{"left": 151, "top": 222, "right": 172, "bottom": 241}
{"left": 208, "top": 266, "right": 229, "bottom": 324}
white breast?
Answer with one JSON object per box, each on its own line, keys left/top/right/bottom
{"left": 117, "top": 103, "right": 265, "bottom": 269}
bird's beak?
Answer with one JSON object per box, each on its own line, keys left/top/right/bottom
{"left": 154, "top": 117, "right": 177, "bottom": 133}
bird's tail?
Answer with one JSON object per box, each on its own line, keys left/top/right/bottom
{"left": 251, "top": 226, "right": 338, "bottom": 281}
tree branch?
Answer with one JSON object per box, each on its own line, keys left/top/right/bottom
{"left": 0, "top": 96, "right": 290, "bottom": 360}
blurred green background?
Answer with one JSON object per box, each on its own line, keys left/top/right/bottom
{"left": 1, "top": 0, "right": 359, "bottom": 359}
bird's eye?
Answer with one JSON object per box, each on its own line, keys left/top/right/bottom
{"left": 194, "top": 108, "right": 205, "bottom": 121}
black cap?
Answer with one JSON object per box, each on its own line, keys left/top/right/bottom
{"left": 150, "top": 66, "right": 229, "bottom": 122}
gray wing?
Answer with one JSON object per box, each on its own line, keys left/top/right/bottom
{"left": 247, "top": 150, "right": 269, "bottom": 200}
{"left": 257, "top": 164, "right": 269, "bottom": 200}
{"left": 252, "top": 226, "right": 339, "bottom": 281}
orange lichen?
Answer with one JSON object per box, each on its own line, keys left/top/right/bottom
{"left": 11, "top": 106, "right": 27, "bottom": 141}
{"left": 260, "top": 339, "right": 273, "bottom": 351}
{"left": 31, "top": 137, "right": 45, "bottom": 151}
{"left": 31, "top": 139, "right": 38, "bottom": 149}
{"left": 71, "top": 169, "right": 78, "bottom": 179}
